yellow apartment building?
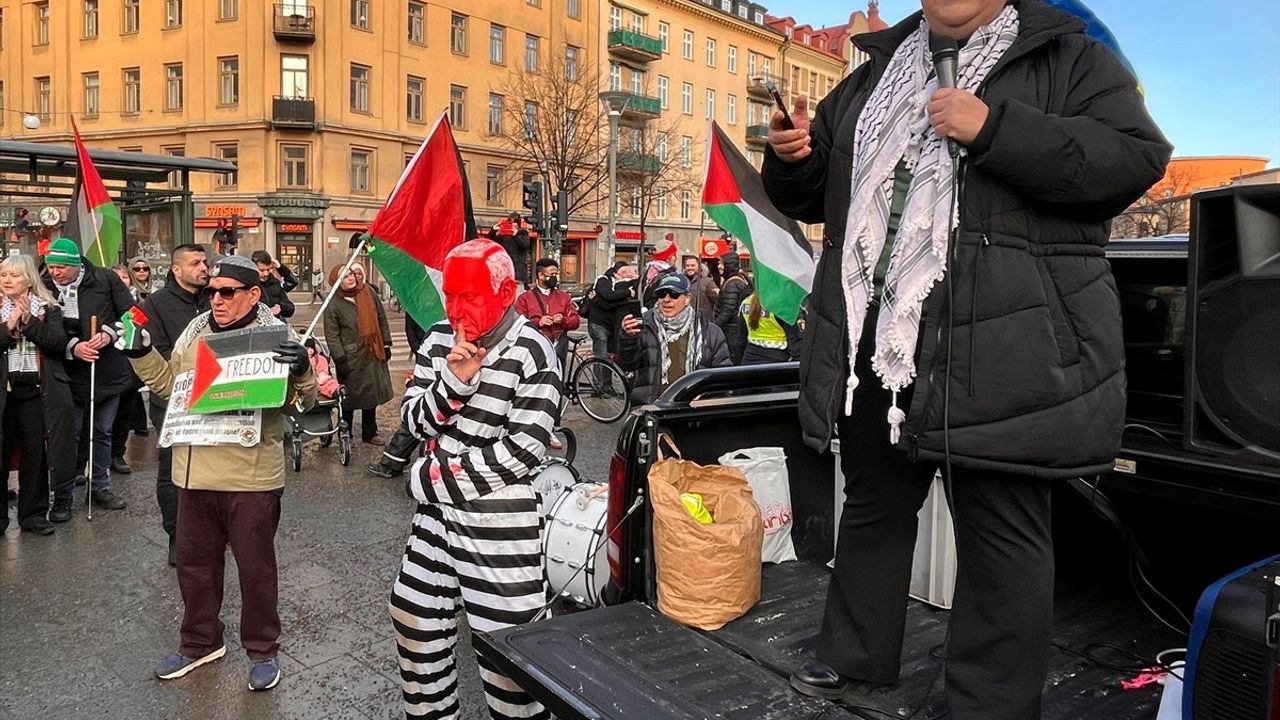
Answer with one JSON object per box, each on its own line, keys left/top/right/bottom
{"left": 0, "top": 0, "right": 881, "bottom": 284}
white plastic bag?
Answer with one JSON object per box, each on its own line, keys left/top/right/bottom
{"left": 718, "top": 447, "right": 797, "bottom": 564}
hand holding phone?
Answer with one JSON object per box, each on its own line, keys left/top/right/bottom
{"left": 765, "top": 80, "right": 794, "bottom": 130}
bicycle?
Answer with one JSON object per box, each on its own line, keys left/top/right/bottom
{"left": 559, "top": 333, "right": 631, "bottom": 424}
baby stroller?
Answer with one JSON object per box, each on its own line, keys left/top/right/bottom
{"left": 286, "top": 338, "right": 353, "bottom": 470}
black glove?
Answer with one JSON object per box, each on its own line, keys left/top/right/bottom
{"left": 272, "top": 340, "right": 309, "bottom": 377}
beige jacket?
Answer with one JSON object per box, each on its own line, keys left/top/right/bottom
{"left": 131, "top": 305, "right": 316, "bottom": 492}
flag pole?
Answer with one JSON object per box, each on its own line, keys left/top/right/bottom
{"left": 301, "top": 237, "right": 368, "bottom": 342}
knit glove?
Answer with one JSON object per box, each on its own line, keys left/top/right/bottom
{"left": 272, "top": 340, "right": 310, "bottom": 377}
{"left": 112, "top": 320, "right": 152, "bottom": 358}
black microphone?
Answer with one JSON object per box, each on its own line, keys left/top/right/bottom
{"left": 930, "top": 35, "right": 960, "bottom": 157}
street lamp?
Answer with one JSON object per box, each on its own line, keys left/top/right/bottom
{"left": 599, "top": 91, "right": 630, "bottom": 274}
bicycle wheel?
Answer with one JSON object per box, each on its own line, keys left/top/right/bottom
{"left": 573, "top": 358, "right": 630, "bottom": 424}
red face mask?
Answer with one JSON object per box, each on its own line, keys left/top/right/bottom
{"left": 443, "top": 253, "right": 511, "bottom": 341}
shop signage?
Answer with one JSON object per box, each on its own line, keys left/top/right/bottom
{"left": 204, "top": 205, "right": 247, "bottom": 218}
{"left": 278, "top": 223, "right": 311, "bottom": 233}
{"left": 615, "top": 230, "right": 646, "bottom": 241}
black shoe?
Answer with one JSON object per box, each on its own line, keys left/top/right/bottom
{"left": 111, "top": 457, "right": 133, "bottom": 474}
{"left": 74, "top": 475, "right": 87, "bottom": 487}
{"left": 88, "top": 488, "right": 128, "bottom": 511}
{"left": 49, "top": 497, "right": 73, "bottom": 523}
{"left": 366, "top": 462, "right": 402, "bottom": 479}
{"left": 167, "top": 541, "right": 178, "bottom": 567}
{"left": 790, "top": 658, "right": 850, "bottom": 700}
{"left": 20, "top": 518, "right": 55, "bottom": 536}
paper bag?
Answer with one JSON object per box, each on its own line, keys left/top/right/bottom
{"left": 648, "top": 453, "right": 763, "bottom": 630}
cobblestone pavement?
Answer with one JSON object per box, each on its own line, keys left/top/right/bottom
{"left": 0, "top": 303, "right": 620, "bottom": 720}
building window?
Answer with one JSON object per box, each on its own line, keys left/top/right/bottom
{"left": 657, "top": 76, "right": 669, "bottom": 109}
{"left": 449, "top": 85, "right": 466, "bottom": 128}
{"left": 219, "top": 0, "right": 237, "bottom": 21}
{"left": 681, "top": 82, "right": 692, "bottom": 114}
{"left": 525, "top": 35, "right": 539, "bottom": 73}
{"left": 656, "top": 190, "right": 668, "bottom": 218}
{"left": 122, "top": 68, "right": 140, "bottom": 114}
{"left": 165, "top": 63, "right": 184, "bottom": 111}
{"left": 350, "top": 148, "right": 372, "bottom": 193}
{"left": 680, "top": 190, "right": 691, "bottom": 220}
{"left": 406, "top": 75, "right": 424, "bottom": 122}
{"left": 34, "top": 77, "right": 51, "bottom": 120}
{"left": 631, "top": 68, "right": 644, "bottom": 95}
{"left": 706, "top": 38, "right": 716, "bottom": 67}
{"left": 350, "top": 64, "right": 370, "bottom": 112}
{"left": 565, "top": 110, "right": 578, "bottom": 146}
{"left": 490, "top": 24, "right": 504, "bottom": 64}
{"left": 83, "top": 1, "right": 99, "bottom": 39}
{"left": 608, "top": 6, "right": 620, "bottom": 31}
{"left": 523, "top": 101, "right": 538, "bottom": 140}
{"left": 754, "top": 10, "right": 764, "bottom": 22}
{"left": 408, "top": 2, "right": 425, "bottom": 44}
{"left": 351, "top": 0, "right": 370, "bottom": 29}
{"left": 281, "top": 55, "right": 308, "bottom": 98}
{"left": 567, "top": 0, "right": 580, "bottom": 20}
{"left": 705, "top": 89, "right": 715, "bottom": 120}
{"left": 656, "top": 132, "right": 668, "bottom": 161}
{"left": 164, "top": 146, "right": 185, "bottom": 188}
{"left": 280, "top": 145, "right": 309, "bottom": 188}
{"left": 450, "top": 13, "right": 467, "bottom": 54}
{"left": 485, "top": 166, "right": 503, "bottom": 206}
{"left": 609, "top": 63, "right": 621, "bottom": 92}
{"left": 32, "top": 2, "right": 50, "bottom": 46}
{"left": 122, "top": 0, "right": 139, "bottom": 34}
{"left": 658, "top": 22, "right": 669, "bottom": 53}
{"left": 748, "top": 52, "right": 757, "bottom": 77}
{"left": 747, "top": 100, "right": 757, "bottom": 126}
{"left": 727, "top": 46, "right": 737, "bottom": 74}
{"left": 214, "top": 143, "right": 238, "bottom": 188}
{"left": 218, "top": 57, "right": 239, "bottom": 105}
{"left": 488, "top": 94, "right": 503, "bottom": 135}
{"left": 740, "top": 5, "right": 749, "bottom": 19}
{"left": 682, "top": 30, "right": 693, "bottom": 60}
{"left": 165, "top": 0, "right": 182, "bottom": 28}
{"left": 762, "top": 58, "right": 771, "bottom": 76}
{"left": 526, "top": 0, "right": 539, "bottom": 6}
{"left": 629, "top": 189, "right": 641, "bottom": 217}
{"left": 83, "top": 73, "right": 100, "bottom": 117}
{"left": 565, "top": 46, "right": 579, "bottom": 81}
{"left": 680, "top": 136, "right": 692, "bottom": 168}
{"left": 727, "top": 94, "right": 737, "bottom": 125}
{"left": 0, "top": 83, "right": 5, "bottom": 126}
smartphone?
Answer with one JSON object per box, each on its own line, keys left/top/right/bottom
{"left": 765, "top": 79, "right": 794, "bottom": 130}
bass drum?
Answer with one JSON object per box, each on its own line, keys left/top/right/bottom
{"left": 531, "top": 458, "right": 579, "bottom": 514}
{"left": 543, "top": 482, "right": 610, "bottom": 608}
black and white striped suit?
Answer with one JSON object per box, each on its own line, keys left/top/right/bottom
{"left": 391, "top": 316, "right": 560, "bottom": 720}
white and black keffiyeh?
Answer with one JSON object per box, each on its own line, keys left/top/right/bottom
{"left": 840, "top": 7, "right": 1020, "bottom": 443}
{"left": 655, "top": 306, "right": 703, "bottom": 385}
{"left": 2, "top": 294, "right": 48, "bottom": 374}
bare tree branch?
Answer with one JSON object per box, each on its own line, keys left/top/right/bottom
{"left": 1113, "top": 164, "right": 1197, "bottom": 238}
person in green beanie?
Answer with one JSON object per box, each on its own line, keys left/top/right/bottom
{"left": 41, "top": 238, "right": 138, "bottom": 520}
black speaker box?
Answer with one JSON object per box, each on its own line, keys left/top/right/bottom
{"left": 1184, "top": 184, "right": 1280, "bottom": 463}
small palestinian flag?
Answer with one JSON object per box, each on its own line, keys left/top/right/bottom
{"left": 367, "top": 111, "right": 477, "bottom": 332}
{"left": 66, "top": 119, "right": 123, "bottom": 267}
{"left": 701, "top": 121, "right": 814, "bottom": 324}
{"left": 187, "top": 325, "right": 291, "bottom": 415}
{"left": 117, "top": 306, "right": 149, "bottom": 353}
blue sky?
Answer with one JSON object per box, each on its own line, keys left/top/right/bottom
{"left": 777, "top": 0, "right": 1280, "bottom": 166}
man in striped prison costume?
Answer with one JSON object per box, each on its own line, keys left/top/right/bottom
{"left": 390, "top": 238, "right": 562, "bottom": 720}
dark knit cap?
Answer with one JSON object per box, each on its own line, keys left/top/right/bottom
{"left": 209, "top": 255, "right": 260, "bottom": 288}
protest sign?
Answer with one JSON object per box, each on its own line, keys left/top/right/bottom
{"left": 187, "top": 325, "right": 290, "bottom": 414}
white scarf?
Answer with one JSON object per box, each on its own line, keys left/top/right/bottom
{"left": 2, "top": 293, "right": 47, "bottom": 375}
{"left": 53, "top": 266, "right": 87, "bottom": 320}
{"left": 840, "top": 8, "right": 1020, "bottom": 443}
{"left": 655, "top": 306, "right": 702, "bottom": 385}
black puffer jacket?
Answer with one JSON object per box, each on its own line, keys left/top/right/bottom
{"left": 41, "top": 260, "right": 139, "bottom": 402}
{"left": 619, "top": 311, "right": 732, "bottom": 405}
{"left": 140, "top": 272, "right": 207, "bottom": 360}
{"left": 762, "top": 0, "right": 1170, "bottom": 479}
{"left": 714, "top": 273, "right": 752, "bottom": 364}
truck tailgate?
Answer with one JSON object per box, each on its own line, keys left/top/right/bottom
{"left": 474, "top": 602, "right": 860, "bottom": 720}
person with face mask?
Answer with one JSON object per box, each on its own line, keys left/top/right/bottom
{"left": 515, "top": 258, "right": 581, "bottom": 364}
{"left": 763, "top": 0, "right": 1170, "bottom": 717}
{"left": 390, "top": 238, "right": 561, "bottom": 720}
{"left": 619, "top": 273, "right": 732, "bottom": 405}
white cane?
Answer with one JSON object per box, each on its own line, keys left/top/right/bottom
{"left": 86, "top": 315, "right": 97, "bottom": 521}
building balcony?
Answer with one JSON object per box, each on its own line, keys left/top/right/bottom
{"left": 746, "top": 124, "right": 769, "bottom": 144}
{"left": 615, "top": 92, "right": 661, "bottom": 121}
{"left": 747, "top": 74, "right": 787, "bottom": 101}
{"left": 607, "top": 29, "right": 663, "bottom": 63}
{"left": 271, "top": 96, "right": 316, "bottom": 129}
{"left": 617, "top": 151, "right": 661, "bottom": 175}
{"left": 273, "top": 4, "right": 316, "bottom": 43}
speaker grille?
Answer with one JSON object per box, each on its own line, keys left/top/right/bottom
{"left": 1196, "top": 628, "right": 1270, "bottom": 720}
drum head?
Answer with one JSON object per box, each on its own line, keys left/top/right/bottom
{"left": 543, "top": 482, "right": 610, "bottom": 607}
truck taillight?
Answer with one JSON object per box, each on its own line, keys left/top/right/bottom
{"left": 606, "top": 451, "right": 628, "bottom": 591}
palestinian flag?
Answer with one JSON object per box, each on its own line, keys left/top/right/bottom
{"left": 701, "top": 121, "right": 814, "bottom": 324}
{"left": 367, "top": 111, "right": 477, "bottom": 333}
{"left": 187, "top": 325, "right": 290, "bottom": 414}
{"left": 65, "top": 119, "right": 123, "bottom": 267}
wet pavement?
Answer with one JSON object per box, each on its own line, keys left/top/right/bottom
{"left": 0, "top": 303, "right": 621, "bottom": 720}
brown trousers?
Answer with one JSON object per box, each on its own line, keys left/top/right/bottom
{"left": 175, "top": 487, "right": 283, "bottom": 661}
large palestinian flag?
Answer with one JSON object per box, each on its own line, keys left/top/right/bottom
{"left": 187, "top": 325, "right": 290, "bottom": 414}
{"left": 367, "top": 111, "right": 477, "bottom": 332}
{"left": 701, "top": 121, "right": 814, "bottom": 324}
{"left": 66, "top": 119, "right": 123, "bottom": 267}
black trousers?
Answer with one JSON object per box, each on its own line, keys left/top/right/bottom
{"left": 342, "top": 407, "right": 378, "bottom": 442}
{"left": 379, "top": 419, "right": 421, "bottom": 471}
{"left": 819, "top": 318, "right": 1054, "bottom": 720}
{"left": 3, "top": 390, "right": 49, "bottom": 528}
{"left": 149, "top": 397, "right": 178, "bottom": 542}
{"left": 112, "top": 390, "right": 147, "bottom": 458}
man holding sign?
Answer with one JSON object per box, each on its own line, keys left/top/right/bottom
{"left": 116, "top": 255, "right": 316, "bottom": 692}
